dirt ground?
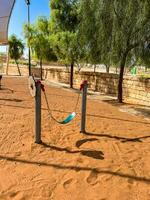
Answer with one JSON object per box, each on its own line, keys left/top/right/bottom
{"left": 0, "top": 76, "right": 150, "bottom": 200}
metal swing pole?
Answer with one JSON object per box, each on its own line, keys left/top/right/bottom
{"left": 80, "top": 80, "right": 88, "bottom": 133}
{"left": 35, "top": 80, "right": 42, "bottom": 144}
{"left": 25, "top": 0, "right": 31, "bottom": 76}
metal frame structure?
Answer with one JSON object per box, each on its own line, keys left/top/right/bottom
{"left": 25, "top": 0, "right": 31, "bottom": 76}
{"left": 0, "top": 0, "right": 16, "bottom": 45}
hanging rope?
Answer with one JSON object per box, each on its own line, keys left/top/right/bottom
{"left": 41, "top": 83, "right": 81, "bottom": 124}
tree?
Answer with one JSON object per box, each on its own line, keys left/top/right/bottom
{"left": 79, "top": 0, "right": 112, "bottom": 73}
{"left": 49, "top": 0, "right": 82, "bottom": 88}
{"left": 23, "top": 17, "right": 57, "bottom": 80}
{"left": 8, "top": 35, "right": 24, "bottom": 76}
{"left": 79, "top": 0, "right": 150, "bottom": 102}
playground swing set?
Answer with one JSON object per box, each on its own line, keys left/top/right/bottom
{"left": 28, "top": 76, "right": 88, "bottom": 144}
{"left": 0, "top": 0, "right": 87, "bottom": 143}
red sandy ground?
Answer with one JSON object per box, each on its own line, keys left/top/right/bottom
{"left": 0, "top": 76, "right": 150, "bottom": 200}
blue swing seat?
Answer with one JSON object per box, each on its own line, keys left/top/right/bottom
{"left": 60, "top": 112, "right": 76, "bottom": 124}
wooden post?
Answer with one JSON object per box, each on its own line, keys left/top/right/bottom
{"left": 35, "top": 80, "right": 42, "bottom": 144}
{"left": 80, "top": 80, "right": 88, "bottom": 133}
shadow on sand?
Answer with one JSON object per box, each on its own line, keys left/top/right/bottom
{"left": 0, "top": 98, "right": 23, "bottom": 102}
{"left": 0, "top": 155, "right": 150, "bottom": 184}
{"left": 42, "top": 142, "right": 104, "bottom": 160}
{"left": 80, "top": 132, "right": 150, "bottom": 143}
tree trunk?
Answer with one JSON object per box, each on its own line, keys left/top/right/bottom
{"left": 70, "top": 62, "right": 74, "bottom": 88}
{"left": 16, "top": 61, "right": 21, "bottom": 76}
{"left": 94, "top": 64, "right": 96, "bottom": 73}
{"left": 118, "top": 52, "right": 128, "bottom": 103}
{"left": 106, "top": 64, "right": 109, "bottom": 73}
{"left": 40, "top": 58, "right": 43, "bottom": 80}
{"left": 77, "top": 63, "right": 84, "bottom": 72}
{"left": 116, "top": 66, "right": 118, "bottom": 74}
{"left": 65, "top": 64, "right": 68, "bottom": 70}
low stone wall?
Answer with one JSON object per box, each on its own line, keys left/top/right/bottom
{"left": 123, "top": 76, "right": 150, "bottom": 106}
{"left": 43, "top": 68, "right": 119, "bottom": 95}
{"left": 0, "top": 65, "right": 41, "bottom": 77}
{"left": 0, "top": 65, "right": 150, "bottom": 106}
{"left": 44, "top": 68, "right": 70, "bottom": 85}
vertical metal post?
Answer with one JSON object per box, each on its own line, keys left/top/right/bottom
{"left": 28, "top": 2, "right": 31, "bottom": 76}
{"left": 25, "top": 0, "right": 31, "bottom": 76}
{"left": 80, "top": 81, "right": 88, "bottom": 133}
{"left": 35, "top": 81, "right": 42, "bottom": 143}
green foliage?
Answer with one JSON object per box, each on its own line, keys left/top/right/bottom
{"left": 49, "top": 31, "right": 83, "bottom": 64}
{"left": 8, "top": 35, "right": 24, "bottom": 62}
{"left": 50, "top": 0, "right": 79, "bottom": 32}
{"left": 23, "top": 17, "right": 57, "bottom": 62}
{"left": 135, "top": 42, "right": 150, "bottom": 68}
{"left": 49, "top": 0, "right": 83, "bottom": 65}
{"left": 80, "top": 0, "right": 150, "bottom": 66}
{"left": 79, "top": 0, "right": 150, "bottom": 102}
{"left": 79, "top": 0, "right": 113, "bottom": 65}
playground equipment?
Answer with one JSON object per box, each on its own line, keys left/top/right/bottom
{"left": 28, "top": 76, "right": 88, "bottom": 144}
{"left": 80, "top": 80, "right": 88, "bottom": 133}
{"left": 43, "top": 87, "right": 79, "bottom": 125}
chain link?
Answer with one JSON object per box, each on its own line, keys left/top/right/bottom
{"left": 42, "top": 88, "right": 81, "bottom": 124}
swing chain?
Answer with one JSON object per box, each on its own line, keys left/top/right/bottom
{"left": 38, "top": 82, "right": 70, "bottom": 124}
{"left": 40, "top": 81, "right": 81, "bottom": 115}
{"left": 37, "top": 82, "right": 54, "bottom": 119}
{"left": 35, "top": 80, "right": 86, "bottom": 124}
{"left": 74, "top": 92, "right": 80, "bottom": 113}
{"left": 34, "top": 80, "right": 54, "bottom": 121}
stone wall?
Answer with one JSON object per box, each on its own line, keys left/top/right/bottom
{"left": 123, "top": 76, "right": 150, "bottom": 106}
{"left": 0, "top": 65, "right": 150, "bottom": 106}
{"left": 44, "top": 68, "right": 70, "bottom": 85}
{"left": 43, "top": 68, "right": 119, "bottom": 95}
{"left": 0, "top": 65, "right": 41, "bottom": 77}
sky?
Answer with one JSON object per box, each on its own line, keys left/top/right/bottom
{"left": 0, "top": 0, "right": 50, "bottom": 53}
